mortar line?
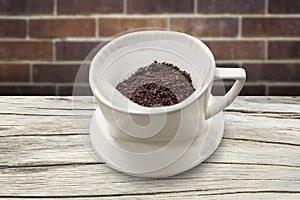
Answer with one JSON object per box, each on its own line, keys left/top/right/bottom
{"left": 1, "top": 14, "right": 300, "bottom": 19}
{"left": 0, "top": 61, "right": 87, "bottom": 64}
{"left": 216, "top": 59, "right": 300, "bottom": 63}
{"left": 123, "top": 0, "right": 127, "bottom": 14}
{"left": 265, "top": 40, "right": 268, "bottom": 60}
{"left": 1, "top": 59, "right": 300, "bottom": 65}
{"left": 0, "top": 81, "right": 299, "bottom": 87}
{"left": 55, "top": 84, "right": 59, "bottom": 95}
{"left": 0, "top": 82, "right": 89, "bottom": 86}
{"left": 17, "top": 83, "right": 86, "bottom": 87}
{"left": 95, "top": 18, "right": 99, "bottom": 38}
{"left": 202, "top": 37, "right": 300, "bottom": 41}
{"left": 214, "top": 81, "right": 300, "bottom": 87}
{"left": 265, "top": 84, "right": 270, "bottom": 96}
{"left": 29, "top": 63, "right": 33, "bottom": 84}
{"left": 194, "top": 0, "right": 198, "bottom": 14}
{"left": 167, "top": 17, "right": 170, "bottom": 30}
{"left": 53, "top": 0, "right": 57, "bottom": 15}
{"left": 239, "top": 61, "right": 243, "bottom": 67}
{"left": 238, "top": 16, "right": 242, "bottom": 38}
{"left": 247, "top": 82, "right": 300, "bottom": 86}
{"left": 2, "top": 37, "right": 300, "bottom": 42}
{"left": 265, "top": 0, "right": 269, "bottom": 15}
{"left": 52, "top": 40, "right": 56, "bottom": 61}
{"left": 25, "top": 18, "right": 29, "bottom": 39}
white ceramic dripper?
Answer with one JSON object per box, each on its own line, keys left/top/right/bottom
{"left": 88, "top": 30, "right": 246, "bottom": 174}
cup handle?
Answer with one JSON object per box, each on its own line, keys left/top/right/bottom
{"left": 205, "top": 67, "right": 246, "bottom": 119}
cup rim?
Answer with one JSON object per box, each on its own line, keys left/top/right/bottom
{"left": 89, "top": 30, "right": 215, "bottom": 115}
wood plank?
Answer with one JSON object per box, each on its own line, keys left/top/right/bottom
{"left": 0, "top": 135, "right": 95, "bottom": 166}
{"left": 0, "top": 96, "right": 95, "bottom": 116}
{"left": 227, "top": 96, "right": 300, "bottom": 113}
{"left": 1, "top": 134, "right": 299, "bottom": 167}
{"left": 1, "top": 163, "right": 299, "bottom": 196}
{"left": 0, "top": 115, "right": 90, "bottom": 137}
{"left": 1, "top": 111, "right": 299, "bottom": 146}
{"left": 0, "top": 96, "right": 94, "bottom": 137}
{"left": 0, "top": 96, "right": 299, "bottom": 116}
{"left": 225, "top": 113, "right": 300, "bottom": 145}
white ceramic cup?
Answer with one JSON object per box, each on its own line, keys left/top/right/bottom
{"left": 89, "top": 30, "right": 246, "bottom": 142}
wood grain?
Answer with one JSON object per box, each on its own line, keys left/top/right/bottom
{"left": 0, "top": 96, "right": 299, "bottom": 199}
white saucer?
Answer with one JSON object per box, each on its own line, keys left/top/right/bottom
{"left": 89, "top": 108, "right": 224, "bottom": 178}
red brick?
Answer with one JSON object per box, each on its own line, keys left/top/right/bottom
{"left": 242, "top": 18, "right": 300, "bottom": 37}
{"left": 269, "top": 86, "right": 300, "bottom": 96}
{"left": 242, "top": 63, "right": 300, "bottom": 82}
{"left": 0, "top": 85, "right": 56, "bottom": 95}
{"left": 268, "top": 41, "right": 300, "bottom": 60}
{"left": 0, "top": 64, "right": 29, "bottom": 82}
{"left": 33, "top": 64, "right": 89, "bottom": 83}
{"left": 203, "top": 41, "right": 265, "bottom": 60}
{"left": 56, "top": 41, "right": 100, "bottom": 61}
{"left": 0, "top": 42, "right": 52, "bottom": 60}
{"left": 171, "top": 18, "right": 238, "bottom": 37}
{"left": 269, "top": 0, "right": 300, "bottom": 14}
{"left": 0, "top": 19, "right": 26, "bottom": 38}
{"left": 58, "top": 85, "right": 92, "bottom": 96}
{"left": 58, "top": 0, "right": 123, "bottom": 14}
{"left": 99, "top": 18, "right": 167, "bottom": 37}
{"left": 198, "top": 0, "right": 264, "bottom": 14}
{"left": 127, "top": 0, "right": 193, "bottom": 13}
{"left": 29, "top": 19, "right": 95, "bottom": 38}
{"left": 0, "top": 0, "right": 53, "bottom": 15}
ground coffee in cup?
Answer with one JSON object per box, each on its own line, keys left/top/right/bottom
{"left": 116, "top": 61, "right": 195, "bottom": 107}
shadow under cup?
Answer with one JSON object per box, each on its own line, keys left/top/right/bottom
{"left": 89, "top": 31, "right": 217, "bottom": 143}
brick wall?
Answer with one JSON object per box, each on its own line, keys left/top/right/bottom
{"left": 0, "top": 0, "right": 299, "bottom": 95}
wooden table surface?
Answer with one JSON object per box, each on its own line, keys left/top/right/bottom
{"left": 0, "top": 96, "right": 299, "bottom": 199}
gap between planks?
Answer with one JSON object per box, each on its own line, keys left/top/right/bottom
{"left": 0, "top": 190, "right": 299, "bottom": 199}
{"left": 1, "top": 161, "right": 300, "bottom": 170}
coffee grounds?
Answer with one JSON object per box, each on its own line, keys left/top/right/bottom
{"left": 116, "top": 61, "right": 195, "bottom": 107}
